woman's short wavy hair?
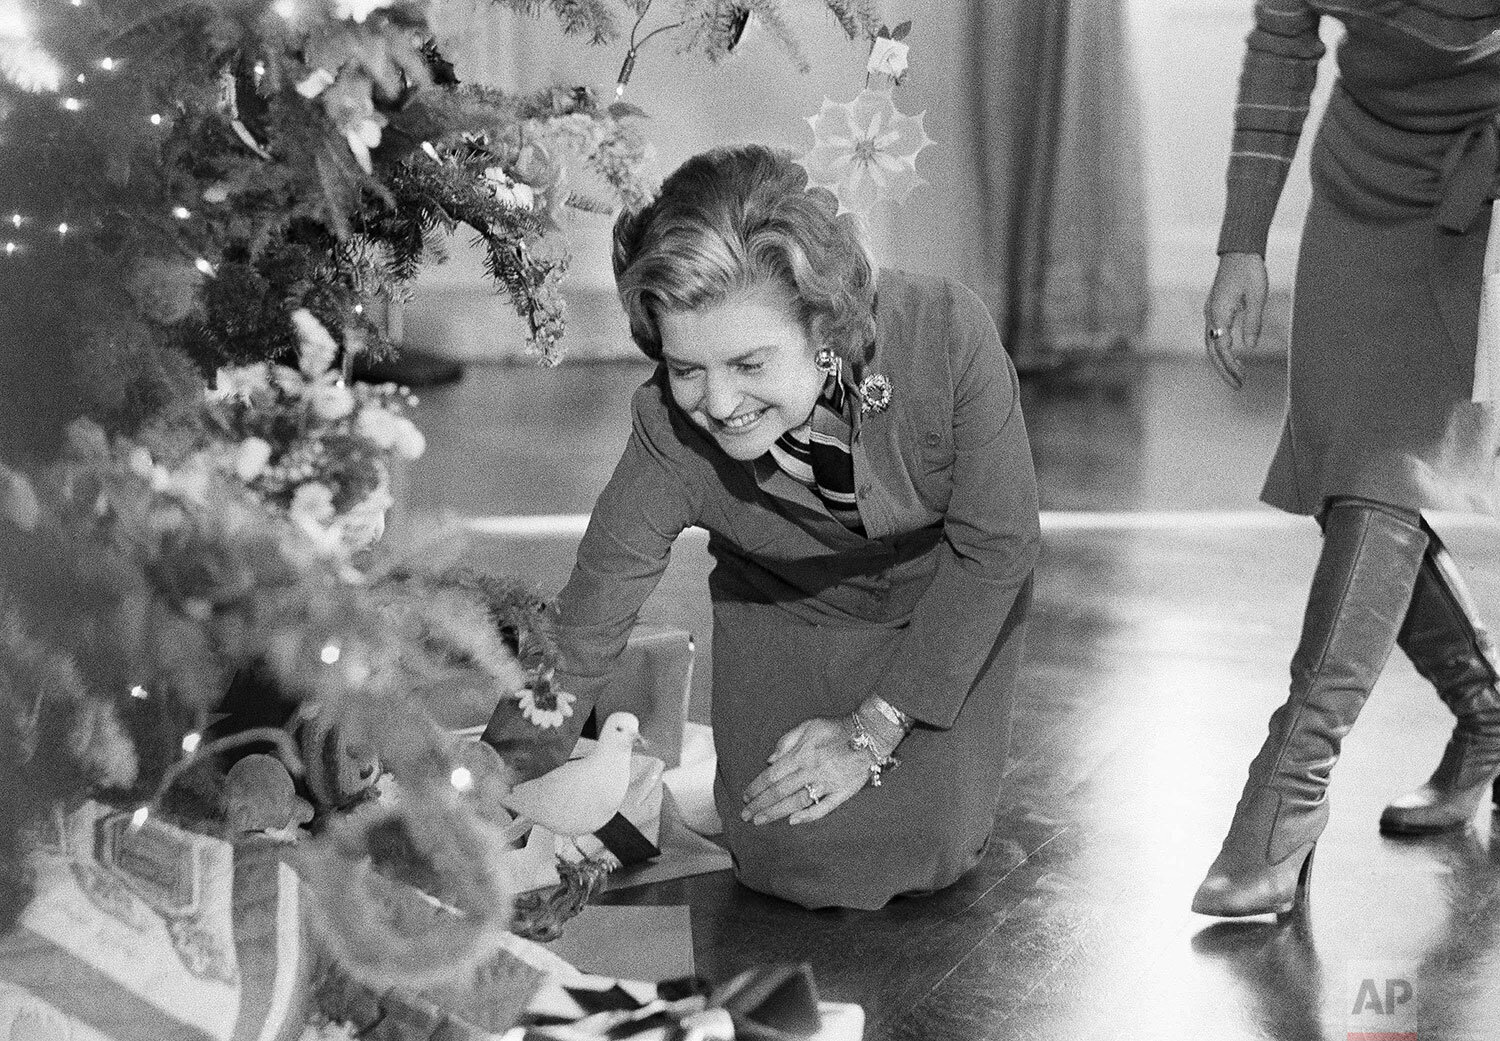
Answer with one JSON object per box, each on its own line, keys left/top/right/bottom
{"left": 612, "top": 144, "right": 876, "bottom": 368}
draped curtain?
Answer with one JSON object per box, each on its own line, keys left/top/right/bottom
{"left": 968, "top": 0, "right": 1150, "bottom": 370}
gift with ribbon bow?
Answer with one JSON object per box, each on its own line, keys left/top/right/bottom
{"left": 512, "top": 961, "right": 863, "bottom": 1041}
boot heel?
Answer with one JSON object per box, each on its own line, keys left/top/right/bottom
{"left": 1493, "top": 775, "right": 1500, "bottom": 811}
{"left": 1277, "top": 844, "right": 1316, "bottom": 921}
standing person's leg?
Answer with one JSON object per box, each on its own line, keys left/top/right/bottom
{"left": 1193, "top": 498, "right": 1427, "bottom": 917}
{"left": 1381, "top": 525, "right": 1500, "bottom": 834}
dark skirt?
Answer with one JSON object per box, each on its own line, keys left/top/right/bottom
{"left": 708, "top": 568, "right": 1031, "bottom": 911}
{"left": 1261, "top": 84, "right": 1500, "bottom": 516}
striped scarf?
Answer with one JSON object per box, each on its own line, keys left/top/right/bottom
{"left": 768, "top": 374, "right": 864, "bottom": 533}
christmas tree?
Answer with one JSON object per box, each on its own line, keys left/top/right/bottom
{"left": 0, "top": 0, "right": 880, "bottom": 1035}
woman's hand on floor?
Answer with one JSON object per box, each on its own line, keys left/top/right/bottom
{"left": 1204, "top": 251, "right": 1268, "bottom": 390}
{"left": 740, "top": 717, "right": 871, "bottom": 827}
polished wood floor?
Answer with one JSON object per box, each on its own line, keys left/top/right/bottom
{"left": 403, "top": 354, "right": 1500, "bottom": 1041}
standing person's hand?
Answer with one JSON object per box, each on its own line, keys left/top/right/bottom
{"left": 1204, "top": 251, "right": 1269, "bottom": 390}
{"left": 740, "top": 717, "right": 872, "bottom": 826}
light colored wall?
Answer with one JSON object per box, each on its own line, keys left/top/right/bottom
{"left": 1128, "top": 0, "right": 1338, "bottom": 354}
{"left": 413, "top": 1, "right": 1341, "bottom": 361}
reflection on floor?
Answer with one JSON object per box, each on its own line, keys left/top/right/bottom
{"left": 402, "top": 355, "right": 1500, "bottom": 1041}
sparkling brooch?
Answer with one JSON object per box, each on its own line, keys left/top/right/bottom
{"left": 857, "top": 373, "right": 892, "bottom": 415}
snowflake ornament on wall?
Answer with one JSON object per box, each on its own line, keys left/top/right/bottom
{"left": 798, "top": 22, "right": 933, "bottom": 216}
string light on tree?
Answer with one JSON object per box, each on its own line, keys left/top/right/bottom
{"left": 62, "top": 97, "right": 79, "bottom": 111}
{"left": 181, "top": 732, "right": 202, "bottom": 754}
{"left": 130, "top": 806, "right": 149, "bottom": 829}
{"left": 130, "top": 685, "right": 149, "bottom": 699}
{"left": 614, "top": 51, "right": 635, "bottom": 97}
{"left": 149, "top": 113, "right": 162, "bottom": 125}
{"left": 450, "top": 766, "right": 473, "bottom": 792}
{"left": 194, "top": 257, "right": 214, "bottom": 276}
{"left": 57, "top": 222, "right": 67, "bottom": 236}
{"left": 320, "top": 643, "right": 341, "bottom": 665}
{"left": 99, "top": 57, "right": 115, "bottom": 71}
{"left": 5, "top": 243, "right": 15, "bottom": 255}
{"left": 172, "top": 206, "right": 190, "bottom": 219}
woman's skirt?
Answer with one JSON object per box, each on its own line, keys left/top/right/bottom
{"left": 707, "top": 569, "right": 1031, "bottom": 911}
{"left": 1261, "top": 85, "right": 1500, "bottom": 516}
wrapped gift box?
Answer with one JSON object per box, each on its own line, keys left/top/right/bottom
{"left": 593, "top": 624, "right": 695, "bottom": 769}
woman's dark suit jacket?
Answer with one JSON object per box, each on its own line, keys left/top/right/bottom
{"left": 554, "top": 268, "right": 1040, "bottom": 909}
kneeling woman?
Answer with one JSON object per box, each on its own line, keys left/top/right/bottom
{"left": 498, "top": 144, "right": 1039, "bottom": 910}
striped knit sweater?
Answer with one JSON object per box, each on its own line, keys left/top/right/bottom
{"left": 1218, "top": 0, "right": 1500, "bottom": 256}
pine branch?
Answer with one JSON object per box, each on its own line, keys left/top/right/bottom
{"left": 821, "top": 0, "right": 881, "bottom": 40}
{"left": 676, "top": 0, "right": 747, "bottom": 64}
{"left": 741, "top": 1, "right": 808, "bottom": 72}
{"left": 493, "top": 0, "right": 621, "bottom": 44}
{"left": 673, "top": 0, "right": 875, "bottom": 69}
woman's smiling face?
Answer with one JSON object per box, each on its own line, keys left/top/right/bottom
{"left": 656, "top": 282, "right": 824, "bottom": 461}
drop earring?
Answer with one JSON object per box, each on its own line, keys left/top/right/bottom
{"left": 814, "top": 347, "right": 841, "bottom": 380}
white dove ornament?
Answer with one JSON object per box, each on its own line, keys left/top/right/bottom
{"left": 500, "top": 711, "right": 642, "bottom": 837}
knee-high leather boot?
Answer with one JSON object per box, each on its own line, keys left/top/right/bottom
{"left": 1379, "top": 533, "right": 1500, "bottom": 835}
{"left": 1192, "top": 501, "right": 1427, "bottom": 917}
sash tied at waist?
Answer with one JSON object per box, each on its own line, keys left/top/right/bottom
{"left": 1437, "top": 114, "right": 1500, "bottom": 233}
{"left": 1437, "top": 112, "right": 1500, "bottom": 402}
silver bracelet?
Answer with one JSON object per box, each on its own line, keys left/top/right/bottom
{"left": 869, "top": 696, "right": 912, "bottom": 731}
{"left": 847, "top": 712, "right": 899, "bottom": 787}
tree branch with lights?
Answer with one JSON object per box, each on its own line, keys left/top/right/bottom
{"left": 0, "top": 0, "right": 887, "bottom": 1036}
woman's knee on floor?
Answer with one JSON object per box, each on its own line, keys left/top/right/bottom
{"left": 727, "top": 810, "right": 989, "bottom": 910}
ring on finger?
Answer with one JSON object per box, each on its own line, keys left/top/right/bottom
{"left": 1207, "top": 326, "right": 1228, "bottom": 340}
{"left": 803, "top": 782, "right": 821, "bottom": 806}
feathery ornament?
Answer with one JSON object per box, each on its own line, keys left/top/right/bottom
{"left": 799, "top": 89, "right": 933, "bottom": 215}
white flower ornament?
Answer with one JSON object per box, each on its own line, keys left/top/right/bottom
{"left": 518, "top": 686, "right": 576, "bottom": 729}
{"left": 799, "top": 89, "right": 933, "bottom": 216}
{"left": 235, "top": 437, "right": 273, "bottom": 481}
{"left": 296, "top": 68, "right": 336, "bottom": 99}
{"left": 866, "top": 37, "right": 910, "bottom": 80}
{"left": 309, "top": 381, "right": 355, "bottom": 421}
{"left": 344, "top": 115, "right": 385, "bottom": 175}
{"left": 483, "top": 166, "right": 535, "bottom": 210}
{"left": 291, "top": 309, "right": 338, "bottom": 377}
